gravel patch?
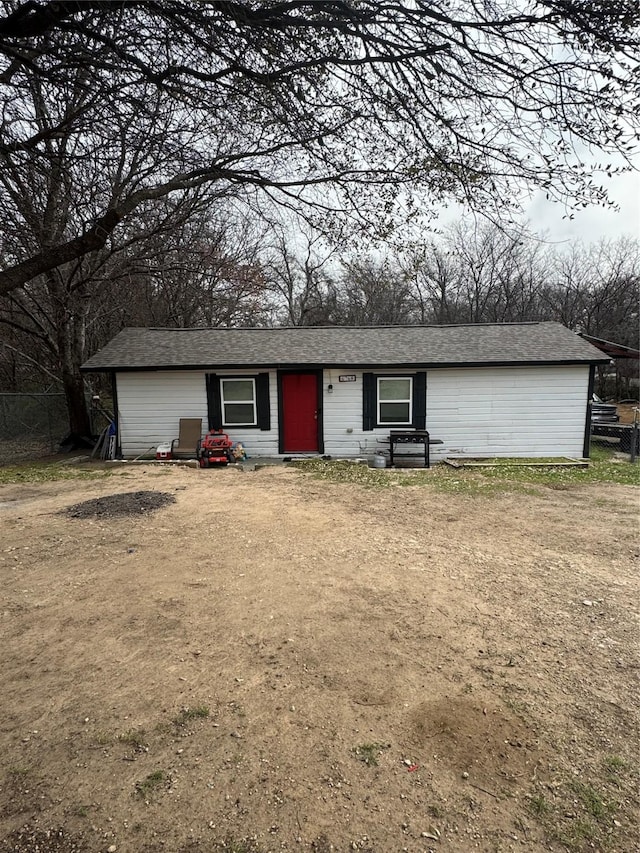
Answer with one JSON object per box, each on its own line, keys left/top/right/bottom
{"left": 0, "top": 826, "right": 85, "bottom": 853}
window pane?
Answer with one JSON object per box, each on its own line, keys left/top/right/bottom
{"left": 223, "top": 379, "right": 253, "bottom": 401}
{"left": 379, "top": 378, "right": 411, "bottom": 400}
{"left": 380, "top": 402, "right": 410, "bottom": 423}
{"left": 224, "top": 403, "right": 255, "bottom": 424}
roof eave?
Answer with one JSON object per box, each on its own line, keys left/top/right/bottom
{"left": 81, "top": 357, "right": 609, "bottom": 373}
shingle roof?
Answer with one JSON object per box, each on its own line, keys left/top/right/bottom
{"left": 81, "top": 322, "right": 608, "bottom": 372}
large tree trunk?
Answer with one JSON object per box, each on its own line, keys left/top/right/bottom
{"left": 62, "top": 366, "right": 91, "bottom": 437}
{"left": 53, "top": 276, "right": 92, "bottom": 440}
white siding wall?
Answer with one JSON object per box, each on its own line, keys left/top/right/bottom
{"left": 117, "top": 364, "right": 590, "bottom": 460}
{"left": 321, "top": 365, "right": 590, "bottom": 460}
{"left": 425, "top": 365, "right": 589, "bottom": 458}
{"left": 117, "top": 371, "right": 207, "bottom": 457}
{"left": 116, "top": 370, "right": 280, "bottom": 457}
{"left": 322, "top": 369, "right": 395, "bottom": 458}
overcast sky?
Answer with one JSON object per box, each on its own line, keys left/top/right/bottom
{"left": 524, "top": 169, "right": 640, "bottom": 246}
{"left": 435, "top": 167, "right": 639, "bottom": 250}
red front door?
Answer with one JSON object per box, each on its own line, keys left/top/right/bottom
{"left": 281, "top": 373, "right": 319, "bottom": 452}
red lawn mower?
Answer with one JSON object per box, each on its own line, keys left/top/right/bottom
{"left": 196, "top": 429, "right": 233, "bottom": 467}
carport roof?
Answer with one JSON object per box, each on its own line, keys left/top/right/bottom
{"left": 579, "top": 333, "right": 640, "bottom": 360}
{"left": 81, "top": 322, "right": 609, "bottom": 372}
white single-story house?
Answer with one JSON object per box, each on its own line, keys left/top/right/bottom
{"left": 81, "top": 322, "right": 608, "bottom": 461}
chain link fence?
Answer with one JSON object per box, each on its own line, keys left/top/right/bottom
{"left": 590, "top": 432, "right": 639, "bottom": 462}
{"left": 0, "top": 392, "right": 69, "bottom": 462}
{"left": 590, "top": 401, "right": 640, "bottom": 463}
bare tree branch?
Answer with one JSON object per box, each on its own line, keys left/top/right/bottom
{"left": 0, "top": 0, "right": 637, "bottom": 295}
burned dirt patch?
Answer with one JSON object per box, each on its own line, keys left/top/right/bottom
{"left": 64, "top": 490, "right": 176, "bottom": 519}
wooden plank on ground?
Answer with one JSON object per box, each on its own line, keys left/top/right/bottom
{"left": 445, "top": 458, "right": 589, "bottom": 469}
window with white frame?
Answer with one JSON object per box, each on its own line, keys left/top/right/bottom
{"left": 221, "top": 378, "right": 257, "bottom": 426}
{"left": 377, "top": 376, "right": 412, "bottom": 425}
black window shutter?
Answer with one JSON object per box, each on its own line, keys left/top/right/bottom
{"left": 412, "top": 371, "right": 426, "bottom": 430}
{"left": 363, "top": 372, "right": 375, "bottom": 431}
{"left": 206, "top": 374, "right": 222, "bottom": 430}
{"left": 256, "top": 373, "right": 271, "bottom": 431}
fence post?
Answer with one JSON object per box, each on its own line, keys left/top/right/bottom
{"left": 631, "top": 409, "right": 639, "bottom": 464}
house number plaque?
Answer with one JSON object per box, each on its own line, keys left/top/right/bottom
{"left": 338, "top": 375, "right": 356, "bottom": 382}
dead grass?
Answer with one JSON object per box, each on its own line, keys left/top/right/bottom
{"left": 0, "top": 463, "right": 637, "bottom": 853}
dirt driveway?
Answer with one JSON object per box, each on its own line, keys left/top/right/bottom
{"left": 1, "top": 464, "right": 638, "bottom": 853}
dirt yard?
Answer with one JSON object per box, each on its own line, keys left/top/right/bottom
{"left": 0, "top": 463, "right": 638, "bottom": 853}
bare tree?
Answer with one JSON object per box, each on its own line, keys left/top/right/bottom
{"left": 1, "top": 1, "right": 638, "bottom": 294}
{"left": 0, "top": 61, "right": 270, "bottom": 433}
{"left": 264, "top": 225, "right": 342, "bottom": 326}
{"left": 351, "top": 227, "right": 639, "bottom": 346}
{"left": 335, "top": 256, "right": 417, "bottom": 325}
{"left": 97, "top": 212, "right": 274, "bottom": 331}
{"left": 540, "top": 238, "right": 640, "bottom": 396}
{"left": 403, "top": 243, "right": 466, "bottom": 325}
{"left": 540, "top": 239, "right": 639, "bottom": 341}
{"left": 442, "top": 223, "right": 549, "bottom": 323}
